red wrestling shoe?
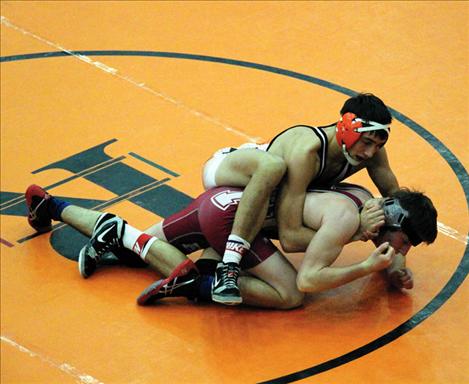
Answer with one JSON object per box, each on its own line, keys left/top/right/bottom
{"left": 25, "top": 184, "right": 52, "bottom": 233}
{"left": 137, "top": 259, "right": 199, "bottom": 305}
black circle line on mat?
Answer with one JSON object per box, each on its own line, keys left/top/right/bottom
{"left": 1, "top": 51, "right": 468, "bottom": 383}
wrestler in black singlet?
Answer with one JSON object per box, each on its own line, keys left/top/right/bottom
{"left": 266, "top": 124, "right": 353, "bottom": 189}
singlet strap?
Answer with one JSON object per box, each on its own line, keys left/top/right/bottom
{"left": 333, "top": 188, "right": 363, "bottom": 209}
{"left": 309, "top": 126, "right": 328, "bottom": 180}
{"left": 308, "top": 183, "right": 373, "bottom": 210}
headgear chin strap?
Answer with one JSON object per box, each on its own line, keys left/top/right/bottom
{"left": 336, "top": 112, "right": 391, "bottom": 165}
{"left": 342, "top": 147, "right": 361, "bottom": 166}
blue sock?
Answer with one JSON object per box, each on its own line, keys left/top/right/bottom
{"left": 48, "top": 197, "right": 70, "bottom": 221}
{"left": 198, "top": 275, "right": 214, "bottom": 302}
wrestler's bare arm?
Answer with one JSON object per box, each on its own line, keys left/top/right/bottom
{"left": 275, "top": 143, "right": 320, "bottom": 252}
{"left": 366, "top": 148, "right": 400, "bottom": 196}
{"left": 296, "top": 211, "right": 395, "bottom": 293}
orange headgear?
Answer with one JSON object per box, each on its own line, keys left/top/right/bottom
{"left": 336, "top": 112, "right": 391, "bottom": 150}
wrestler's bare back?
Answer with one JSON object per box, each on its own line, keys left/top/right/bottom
{"left": 301, "top": 187, "right": 373, "bottom": 244}
{"left": 267, "top": 125, "right": 370, "bottom": 186}
{"left": 267, "top": 126, "right": 349, "bottom": 181}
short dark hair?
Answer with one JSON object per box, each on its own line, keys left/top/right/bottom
{"left": 340, "top": 93, "right": 392, "bottom": 141}
{"left": 392, "top": 188, "right": 438, "bottom": 245}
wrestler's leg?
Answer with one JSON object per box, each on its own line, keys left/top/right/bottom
{"left": 26, "top": 184, "right": 194, "bottom": 281}
{"left": 61, "top": 204, "right": 186, "bottom": 275}
{"left": 140, "top": 221, "right": 189, "bottom": 277}
{"left": 56, "top": 203, "right": 190, "bottom": 274}
{"left": 25, "top": 184, "right": 101, "bottom": 235}
{"left": 207, "top": 148, "right": 286, "bottom": 304}
{"left": 198, "top": 248, "right": 303, "bottom": 309}
{"left": 213, "top": 148, "right": 286, "bottom": 245}
{"left": 58, "top": 206, "right": 175, "bottom": 272}
{"left": 60, "top": 205, "right": 102, "bottom": 236}
{"left": 240, "top": 251, "right": 303, "bottom": 309}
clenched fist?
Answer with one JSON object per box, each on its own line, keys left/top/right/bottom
{"left": 365, "top": 242, "right": 395, "bottom": 272}
{"left": 388, "top": 268, "right": 414, "bottom": 290}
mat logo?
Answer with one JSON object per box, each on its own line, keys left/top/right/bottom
{"left": 0, "top": 139, "right": 193, "bottom": 260}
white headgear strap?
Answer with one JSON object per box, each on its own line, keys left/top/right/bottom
{"left": 355, "top": 118, "right": 390, "bottom": 134}
{"left": 341, "top": 145, "right": 361, "bottom": 166}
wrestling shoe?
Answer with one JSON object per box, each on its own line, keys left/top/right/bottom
{"left": 137, "top": 259, "right": 199, "bottom": 306}
{"left": 25, "top": 184, "right": 52, "bottom": 233}
{"left": 211, "top": 262, "right": 242, "bottom": 305}
{"left": 78, "top": 213, "right": 126, "bottom": 278}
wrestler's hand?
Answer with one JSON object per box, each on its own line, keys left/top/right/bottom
{"left": 388, "top": 268, "right": 414, "bottom": 290}
{"left": 358, "top": 200, "right": 385, "bottom": 241}
{"left": 365, "top": 242, "right": 395, "bottom": 272}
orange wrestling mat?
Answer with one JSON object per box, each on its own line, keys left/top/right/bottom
{"left": 1, "top": 2, "right": 468, "bottom": 383}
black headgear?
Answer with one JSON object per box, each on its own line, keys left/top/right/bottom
{"left": 382, "top": 198, "right": 422, "bottom": 246}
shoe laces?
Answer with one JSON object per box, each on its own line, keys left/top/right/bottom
{"left": 222, "top": 263, "right": 240, "bottom": 288}
{"left": 94, "top": 237, "right": 120, "bottom": 258}
{"left": 29, "top": 196, "right": 48, "bottom": 220}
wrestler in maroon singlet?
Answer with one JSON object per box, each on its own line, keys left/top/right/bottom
{"left": 161, "top": 183, "right": 371, "bottom": 269}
